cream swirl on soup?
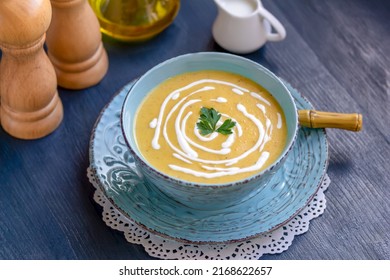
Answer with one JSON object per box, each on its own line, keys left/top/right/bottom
{"left": 135, "top": 70, "right": 287, "bottom": 184}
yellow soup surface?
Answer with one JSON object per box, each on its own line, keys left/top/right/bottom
{"left": 134, "top": 70, "right": 287, "bottom": 184}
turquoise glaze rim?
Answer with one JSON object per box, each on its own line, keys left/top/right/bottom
{"left": 89, "top": 79, "right": 328, "bottom": 244}
{"left": 120, "top": 52, "right": 299, "bottom": 209}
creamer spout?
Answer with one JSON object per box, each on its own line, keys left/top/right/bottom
{"left": 214, "top": 0, "right": 259, "bottom": 17}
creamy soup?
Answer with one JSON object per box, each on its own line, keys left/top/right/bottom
{"left": 134, "top": 70, "right": 287, "bottom": 184}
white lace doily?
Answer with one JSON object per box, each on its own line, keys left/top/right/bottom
{"left": 87, "top": 168, "right": 330, "bottom": 260}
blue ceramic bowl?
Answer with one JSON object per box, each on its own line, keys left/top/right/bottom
{"left": 121, "top": 52, "right": 298, "bottom": 210}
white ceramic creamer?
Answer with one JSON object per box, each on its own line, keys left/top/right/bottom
{"left": 212, "top": 0, "right": 286, "bottom": 54}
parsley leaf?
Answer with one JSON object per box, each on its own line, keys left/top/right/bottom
{"left": 196, "top": 107, "right": 236, "bottom": 136}
{"left": 216, "top": 118, "right": 236, "bottom": 135}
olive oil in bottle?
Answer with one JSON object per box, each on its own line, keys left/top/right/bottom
{"left": 89, "top": 0, "right": 180, "bottom": 41}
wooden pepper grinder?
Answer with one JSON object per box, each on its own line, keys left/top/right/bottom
{"left": 45, "top": 0, "right": 109, "bottom": 90}
{"left": 0, "top": 0, "right": 63, "bottom": 139}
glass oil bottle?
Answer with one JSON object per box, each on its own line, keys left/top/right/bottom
{"left": 88, "top": 0, "right": 180, "bottom": 42}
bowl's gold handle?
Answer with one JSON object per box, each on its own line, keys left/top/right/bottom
{"left": 298, "top": 110, "right": 363, "bottom": 131}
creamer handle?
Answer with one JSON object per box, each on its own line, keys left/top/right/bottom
{"left": 298, "top": 110, "right": 363, "bottom": 131}
{"left": 258, "top": 6, "right": 286, "bottom": 41}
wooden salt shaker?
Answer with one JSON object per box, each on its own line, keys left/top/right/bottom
{"left": 45, "top": 0, "right": 109, "bottom": 90}
{"left": 0, "top": 0, "right": 63, "bottom": 139}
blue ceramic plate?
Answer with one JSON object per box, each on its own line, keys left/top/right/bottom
{"left": 89, "top": 80, "right": 328, "bottom": 244}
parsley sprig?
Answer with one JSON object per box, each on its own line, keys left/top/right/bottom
{"left": 196, "top": 107, "right": 236, "bottom": 136}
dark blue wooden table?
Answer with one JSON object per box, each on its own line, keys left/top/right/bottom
{"left": 1, "top": 0, "right": 389, "bottom": 260}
